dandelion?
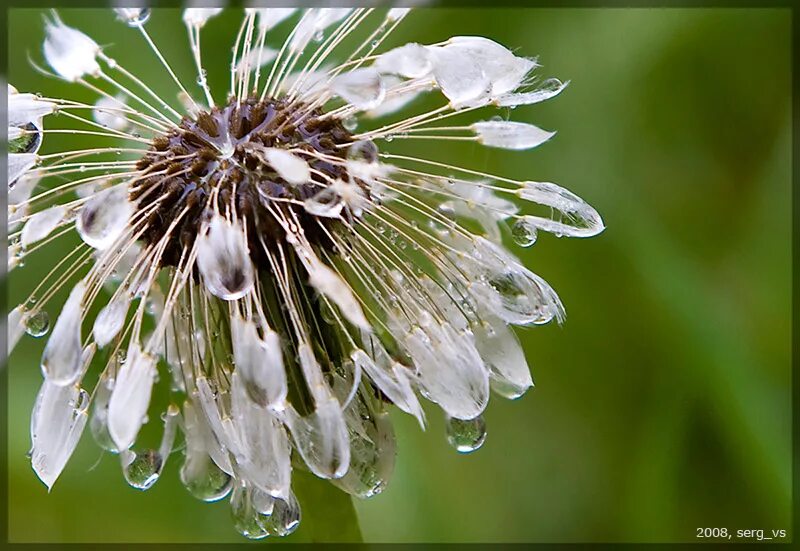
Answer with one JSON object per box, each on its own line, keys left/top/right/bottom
{"left": 6, "top": 7, "right": 603, "bottom": 539}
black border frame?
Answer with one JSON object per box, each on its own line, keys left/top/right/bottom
{"left": 1, "top": 1, "right": 795, "bottom": 546}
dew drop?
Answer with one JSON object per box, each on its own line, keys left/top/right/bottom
{"left": 230, "top": 482, "right": 269, "bottom": 539}
{"left": 511, "top": 219, "right": 537, "bottom": 247}
{"left": 127, "top": 8, "right": 151, "bottom": 26}
{"left": 24, "top": 310, "right": 50, "bottom": 337}
{"left": 342, "top": 116, "right": 358, "bottom": 132}
{"left": 490, "top": 378, "right": 530, "bottom": 400}
{"left": 261, "top": 493, "right": 301, "bottom": 537}
{"left": 122, "top": 449, "right": 163, "bottom": 490}
{"left": 437, "top": 203, "right": 456, "bottom": 220}
{"left": 446, "top": 415, "right": 487, "bottom": 453}
{"left": 8, "top": 122, "right": 41, "bottom": 154}
{"left": 90, "top": 376, "right": 118, "bottom": 453}
{"left": 384, "top": 134, "right": 394, "bottom": 142}
{"left": 145, "top": 298, "right": 159, "bottom": 315}
{"left": 319, "top": 300, "right": 337, "bottom": 325}
{"left": 180, "top": 458, "right": 233, "bottom": 502}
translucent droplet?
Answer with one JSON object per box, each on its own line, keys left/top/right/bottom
{"left": 90, "top": 376, "right": 118, "bottom": 453}
{"left": 319, "top": 300, "right": 337, "bottom": 325}
{"left": 129, "top": 9, "right": 151, "bottom": 26}
{"left": 24, "top": 311, "right": 50, "bottom": 337}
{"left": 8, "top": 122, "right": 41, "bottom": 154}
{"left": 261, "top": 493, "right": 301, "bottom": 537}
{"left": 180, "top": 459, "right": 233, "bottom": 502}
{"left": 334, "top": 398, "right": 396, "bottom": 498}
{"left": 145, "top": 298, "right": 158, "bottom": 315}
{"left": 346, "top": 139, "right": 378, "bottom": 163}
{"left": 446, "top": 415, "right": 486, "bottom": 453}
{"left": 437, "top": 203, "right": 457, "bottom": 220}
{"left": 384, "top": 134, "right": 394, "bottom": 142}
{"left": 122, "top": 449, "right": 163, "bottom": 490}
{"left": 197, "top": 69, "right": 208, "bottom": 86}
{"left": 342, "top": 116, "right": 357, "bottom": 132}
{"left": 230, "top": 483, "right": 269, "bottom": 540}
{"left": 490, "top": 377, "right": 530, "bottom": 400}
{"left": 511, "top": 219, "right": 537, "bottom": 247}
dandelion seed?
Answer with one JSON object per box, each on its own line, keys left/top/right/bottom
{"left": 8, "top": 7, "right": 602, "bottom": 538}
{"left": 93, "top": 95, "right": 130, "bottom": 131}
{"left": 43, "top": 13, "right": 102, "bottom": 81}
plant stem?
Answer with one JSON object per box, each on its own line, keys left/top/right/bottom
{"left": 290, "top": 470, "right": 364, "bottom": 543}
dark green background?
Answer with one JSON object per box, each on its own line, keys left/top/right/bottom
{"left": 6, "top": 7, "right": 792, "bottom": 543}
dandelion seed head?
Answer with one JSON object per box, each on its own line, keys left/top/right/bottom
{"left": 131, "top": 95, "right": 364, "bottom": 269}
{"left": 8, "top": 6, "right": 604, "bottom": 539}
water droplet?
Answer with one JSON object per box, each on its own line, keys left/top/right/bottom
{"left": 437, "top": 203, "right": 456, "bottom": 220}
{"left": 122, "top": 449, "right": 163, "bottom": 490}
{"left": 90, "top": 377, "right": 118, "bottom": 453}
{"left": 196, "top": 69, "right": 207, "bottom": 86}
{"left": 24, "top": 310, "right": 50, "bottom": 337}
{"left": 313, "top": 30, "right": 325, "bottom": 42}
{"left": 180, "top": 458, "right": 233, "bottom": 502}
{"left": 126, "top": 8, "right": 151, "bottom": 26}
{"left": 511, "top": 219, "right": 537, "bottom": 247}
{"left": 252, "top": 488, "right": 275, "bottom": 515}
{"left": 490, "top": 377, "right": 530, "bottom": 400}
{"left": 261, "top": 493, "right": 301, "bottom": 537}
{"left": 342, "top": 116, "right": 358, "bottom": 132}
{"left": 371, "top": 39, "right": 380, "bottom": 48}
{"left": 446, "top": 415, "right": 486, "bottom": 453}
{"left": 230, "top": 482, "right": 269, "bottom": 539}
{"left": 8, "top": 122, "right": 42, "bottom": 154}
{"left": 384, "top": 134, "right": 394, "bottom": 142}
{"left": 319, "top": 300, "right": 337, "bottom": 324}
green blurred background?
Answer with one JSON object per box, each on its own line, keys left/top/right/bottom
{"left": 5, "top": 7, "right": 792, "bottom": 543}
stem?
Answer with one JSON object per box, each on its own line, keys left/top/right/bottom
{"left": 291, "top": 470, "right": 363, "bottom": 543}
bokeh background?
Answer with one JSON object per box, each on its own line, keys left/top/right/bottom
{"left": 5, "top": 7, "right": 792, "bottom": 543}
